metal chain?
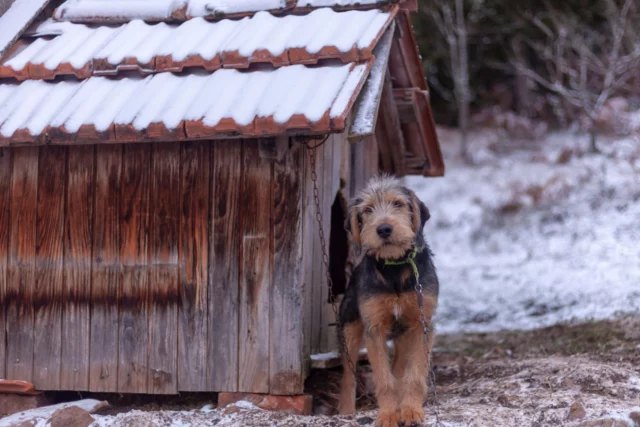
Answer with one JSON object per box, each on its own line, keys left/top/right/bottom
{"left": 306, "top": 139, "right": 360, "bottom": 387}
{"left": 415, "top": 275, "right": 442, "bottom": 427}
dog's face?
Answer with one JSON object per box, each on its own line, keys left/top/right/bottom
{"left": 346, "top": 176, "right": 430, "bottom": 260}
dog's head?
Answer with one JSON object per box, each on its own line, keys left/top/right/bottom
{"left": 345, "top": 175, "right": 430, "bottom": 260}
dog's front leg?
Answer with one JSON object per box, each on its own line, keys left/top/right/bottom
{"left": 397, "top": 324, "right": 432, "bottom": 426}
{"left": 365, "top": 331, "right": 400, "bottom": 427}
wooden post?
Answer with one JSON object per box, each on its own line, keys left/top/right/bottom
{"left": 62, "top": 146, "right": 94, "bottom": 391}
{"left": 7, "top": 147, "right": 38, "bottom": 383}
{"left": 33, "top": 146, "right": 65, "bottom": 389}
{"left": 178, "top": 141, "right": 210, "bottom": 392}
{"left": 208, "top": 140, "right": 241, "bottom": 392}
{"left": 90, "top": 145, "right": 122, "bottom": 392}
{"left": 118, "top": 144, "right": 150, "bottom": 393}
{"left": 270, "top": 142, "right": 305, "bottom": 395}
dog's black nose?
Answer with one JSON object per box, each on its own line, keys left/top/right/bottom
{"left": 376, "top": 224, "right": 393, "bottom": 238}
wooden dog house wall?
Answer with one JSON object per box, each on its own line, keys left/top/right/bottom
{"left": 0, "top": 0, "right": 443, "bottom": 395}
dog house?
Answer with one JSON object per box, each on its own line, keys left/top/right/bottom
{"left": 0, "top": 0, "right": 443, "bottom": 396}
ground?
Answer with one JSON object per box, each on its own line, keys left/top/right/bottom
{"left": 5, "top": 128, "right": 640, "bottom": 426}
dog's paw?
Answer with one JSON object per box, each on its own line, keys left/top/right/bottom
{"left": 399, "top": 404, "right": 424, "bottom": 426}
{"left": 376, "top": 409, "right": 401, "bottom": 427}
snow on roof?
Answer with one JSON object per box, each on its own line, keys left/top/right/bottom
{"left": 0, "top": 62, "right": 372, "bottom": 144}
{"left": 53, "top": 0, "right": 398, "bottom": 22}
{"left": 0, "top": 0, "right": 51, "bottom": 58}
{"left": 0, "top": 8, "right": 394, "bottom": 80}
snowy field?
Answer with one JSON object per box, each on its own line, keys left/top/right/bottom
{"left": 410, "top": 128, "right": 640, "bottom": 334}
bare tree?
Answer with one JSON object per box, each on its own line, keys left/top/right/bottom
{"left": 423, "top": 0, "right": 478, "bottom": 161}
{"left": 512, "top": 0, "right": 640, "bottom": 152}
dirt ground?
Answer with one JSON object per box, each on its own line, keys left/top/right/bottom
{"left": 87, "top": 317, "right": 640, "bottom": 426}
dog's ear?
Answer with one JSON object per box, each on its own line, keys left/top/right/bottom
{"left": 407, "top": 190, "right": 430, "bottom": 232}
{"left": 345, "top": 198, "right": 362, "bottom": 246}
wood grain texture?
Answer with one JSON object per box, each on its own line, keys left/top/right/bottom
{"left": 0, "top": 149, "right": 11, "bottom": 379}
{"left": 118, "top": 144, "right": 150, "bottom": 394}
{"left": 89, "top": 145, "right": 122, "bottom": 392}
{"left": 238, "top": 140, "right": 272, "bottom": 393}
{"left": 301, "top": 144, "right": 314, "bottom": 373}
{"left": 61, "top": 146, "right": 94, "bottom": 391}
{"left": 270, "top": 143, "right": 305, "bottom": 395}
{"left": 178, "top": 141, "right": 210, "bottom": 392}
{"left": 148, "top": 143, "right": 180, "bottom": 395}
{"left": 378, "top": 76, "right": 407, "bottom": 176}
{"left": 6, "top": 147, "right": 38, "bottom": 382}
{"left": 208, "top": 141, "right": 241, "bottom": 391}
{"left": 308, "top": 142, "right": 324, "bottom": 355}
{"left": 33, "top": 146, "right": 66, "bottom": 389}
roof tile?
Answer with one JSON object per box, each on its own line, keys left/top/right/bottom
{"left": 0, "top": 62, "right": 372, "bottom": 145}
{"left": 1, "top": 8, "right": 394, "bottom": 80}
{"left": 52, "top": 0, "right": 398, "bottom": 22}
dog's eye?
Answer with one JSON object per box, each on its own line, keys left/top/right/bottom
{"left": 363, "top": 206, "right": 374, "bottom": 214}
{"left": 393, "top": 201, "right": 404, "bottom": 209}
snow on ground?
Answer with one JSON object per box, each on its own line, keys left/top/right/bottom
{"left": 409, "top": 128, "right": 640, "bottom": 334}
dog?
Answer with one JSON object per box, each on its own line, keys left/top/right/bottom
{"left": 338, "top": 175, "right": 439, "bottom": 427}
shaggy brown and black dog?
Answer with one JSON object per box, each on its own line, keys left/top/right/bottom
{"left": 338, "top": 175, "right": 439, "bottom": 427}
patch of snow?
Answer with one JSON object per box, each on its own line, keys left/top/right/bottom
{"left": 0, "top": 0, "right": 49, "bottom": 57}
{"left": 200, "top": 403, "right": 215, "bottom": 413}
{"left": 0, "top": 63, "right": 368, "bottom": 138}
{"left": 300, "top": 0, "right": 379, "bottom": 6}
{"left": 232, "top": 400, "right": 261, "bottom": 410}
{"left": 187, "top": 0, "right": 286, "bottom": 16}
{"left": 349, "top": 23, "right": 393, "bottom": 137}
{"left": 55, "top": 0, "right": 183, "bottom": 21}
{"left": 408, "top": 129, "right": 640, "bottom": 334}
{"left": 0, "top": 399, "right": 106, "bottom": 427}
{"left": 4, "top": 9, "right": 390, "bottom": 73}
{"left": 330, "top": 63, "right": 370, "bottom": 119}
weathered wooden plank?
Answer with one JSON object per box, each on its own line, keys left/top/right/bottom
{"left": 309, "top": 141, "right": 325, "bottom": 354}
{"left": 348, "top": 23, "right": 395, "bottom": 142}
{"left": 209, "top": 140, "right": 241, "bottom": 392}
{"left": 301, "top": 143, "right": 314, "bottom": 374}
{"left": 0, "top": 149, "right": 11, "bottom": 379}
{"left": 118, "top": 144, "right": 150, "bottom": 394}
{"left": 148, "top": 143, "right": 180, "bottom": 395}
{"left": 6, "top": 147, "right": 38, "bottom": 382}
{"left": 89, "top": 145, "right": 122, "bottom": 392}
{"left": 378, "top": 76, "right": 407, "bottom": 176}
{"left": 178, "top": 141, "right": 210, "bottom": 392}
{"left": 238, "top": 140, "right": 272, "bottom": 393}
{"left": 270, "top": 144, "right": 305, "bottom": 395}
{"left": 33, "top": 146, "right": 66, "bottom": 390}
{"left": 61, "top": 146, "right": 94, "bottom": 391}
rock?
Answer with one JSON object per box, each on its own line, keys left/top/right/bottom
{"left": 10, "top": 422, "right": 36, "bottom": 427}
{"left": 577, "top": 418, "right": 632, "bottom": 427}
{"left": 568, "top": 400, "right": 587, "bottom": 420}
{"left": 0, "top": 394, "right": 53, "bottom": 417}
{"left": 49, "top": 406, "right": 95, "bottom": 427}
{"left": 497, "top": 394, "right": 520, "bottom": 408}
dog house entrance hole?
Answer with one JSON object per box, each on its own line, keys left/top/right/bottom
{"left": 329, "top": 191, "right": 348, "bottom": 298}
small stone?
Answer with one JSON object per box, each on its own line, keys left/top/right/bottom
{"left": 577, "top": 418, "right": 632, "bottom": 427}
{"left": 50, "top": 406, "right": 95, "bottom": 427}
{"left": 497, "top": 394, "right": 520, "bottom": 408}
{"left": 568, "top": 401, "right": 586, "bottom": 420}
{"left": 357, "top": 416, "right": 374, "bottom": 425}
{"left": 11, "top": 422, "right": 36, "bottom": 427}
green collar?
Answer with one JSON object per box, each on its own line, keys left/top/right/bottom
{"left": 383, "top": 246, "right": 422, "bottom": 282}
